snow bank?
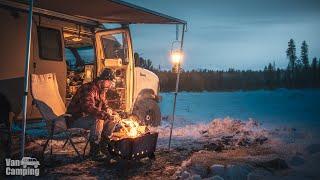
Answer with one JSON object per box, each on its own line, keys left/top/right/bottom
{"left": 152, "top": 117, "right": 263, "bottom": 139}
{"left": 151, "top": 117, "right": 270, "bottom": 150}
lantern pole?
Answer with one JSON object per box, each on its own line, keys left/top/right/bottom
{"left": 21, "top": 0, "right": 34, "bottom": 158}
{"left": 168, "top": 24, "right": 186, "bottom": 150}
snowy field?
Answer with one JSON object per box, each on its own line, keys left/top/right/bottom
{"left": 18, "top": 89, "right": 320, "bottom": 179}
{"left": 160, "top": 89, "right": 320, "bottom": 132}
{"left": 150, "top": 89, "right": 320, "bottom": 179}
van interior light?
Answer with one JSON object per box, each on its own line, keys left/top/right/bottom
{"left": 72, "top": 25, "right": 82, "bottom": 42}
{"left": 63, "top": 33, "right": 72, "bottom": 38}
{"left": 72, "top": 37, "right": 82, "bottom": 42}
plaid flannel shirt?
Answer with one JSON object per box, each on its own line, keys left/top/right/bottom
{"left": 67, "top": 82, "right": 110, "bottom": 121}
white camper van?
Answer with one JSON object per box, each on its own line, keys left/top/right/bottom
{"left": 0, "top": 0, "right": 186, "bottom": 127}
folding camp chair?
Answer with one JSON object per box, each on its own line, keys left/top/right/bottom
{"left": 31, "top": 73, "right": 89, "bottom": 160}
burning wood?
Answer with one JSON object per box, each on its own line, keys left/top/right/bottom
{"left": 102, "top": 114, "right": 158, "bottom": 160}
{"left": 109, "top": 115, "right": 149, "bottom": 140}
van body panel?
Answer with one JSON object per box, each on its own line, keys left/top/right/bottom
{"left": 133, "top": 67, "right": 159, "bottom": 101}
{"left": 0, "top": 8, "right": 28, "bottom": 80}
{"left": 0, "top": 8, "right": 66, "bottom": 119}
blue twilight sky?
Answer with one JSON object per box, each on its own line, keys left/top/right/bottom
{"left": 123, "top": 0, "right": 320, "bottom": 71}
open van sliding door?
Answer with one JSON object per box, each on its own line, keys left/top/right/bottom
{"left": 95, "top": 28, "right": 134, "bottom": 113}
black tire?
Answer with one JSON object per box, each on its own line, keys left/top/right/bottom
{"left": 133, "top": 98, "right": 161, "bottom": 127}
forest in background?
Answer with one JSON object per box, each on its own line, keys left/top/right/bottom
{"left": 135, "top": 39, "right": 320, "bottom": 92}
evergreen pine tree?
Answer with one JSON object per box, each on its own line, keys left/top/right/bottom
{"left": 286, "top": 39, "right": 297, "bottom": 86}
{"left": 146, "top": 59, "right": 154, "bottom": 70}
{"left": 134, "top": 52, "right": 140, "bottom": 66}
{"left": 311, "top": 57, "right": 318, "bottom": 86}
{"left": 286, "top": 39, "right": 297, "bottom": 71}
{"left": 301, "top": 41, "right": 309, "bottom": 70}
{"left": 311, "top": 57, "right": 317, "bottom": 72}
{"left": 318, "top": 60, "right": 320, "bottom": 86}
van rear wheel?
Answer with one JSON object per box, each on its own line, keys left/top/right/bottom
{"left": 133, "top": 98, "right": 161, "bottom": 127}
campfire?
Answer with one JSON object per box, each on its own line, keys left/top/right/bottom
{"left": 104, "top": 114, "right": 158, "bottom": 160}
{"left": 108, "top": 115, "right": 149, "bottom": 140}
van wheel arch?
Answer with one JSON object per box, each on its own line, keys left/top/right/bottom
{"left": 132, "top": 89, "right": 161, "bottom": 127}
{"left": 136, "top": 89, "right": 156, "bottom": 100}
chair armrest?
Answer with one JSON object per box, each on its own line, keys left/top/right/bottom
{"left": 52, "top": 114, "right": 72, "bottom": 121}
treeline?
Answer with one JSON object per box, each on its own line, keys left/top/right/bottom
{"left": 135, "top": 39, "right": 320, "bottom": 92}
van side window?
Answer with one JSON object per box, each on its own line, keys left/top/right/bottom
{"left": 37, "top": 27, "right": 62, "bottom": 61}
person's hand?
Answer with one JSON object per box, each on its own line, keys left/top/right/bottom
{"left": 112, "top": 112, "right": 122, "bottom": 122}
{"left": 111, "top": 81, "right": 116, "bottom": 89}
{"left": 107, "top": 108, "right": 113, "bottom": 115}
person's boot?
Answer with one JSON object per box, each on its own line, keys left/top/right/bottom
{"left": 89, "top": 142, "right": 99, "bottom": 156}
{"left": 89, "top": 142, "right": 105, "bottom": 161}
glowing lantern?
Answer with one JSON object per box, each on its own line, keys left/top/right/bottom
{"left": 171, "top": 50, "right": 183, "bottom": 64}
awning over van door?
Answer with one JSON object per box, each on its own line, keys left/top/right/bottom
{"left": 9, "top": 0, "right": 186, "bottom": 25}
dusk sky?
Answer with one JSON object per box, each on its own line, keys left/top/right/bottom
{"left": 125, "top": 0, "right": 320, "bottom": 71}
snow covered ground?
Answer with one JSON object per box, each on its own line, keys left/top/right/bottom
{"left": 151, "top": 89, "right": 320, "bottom": 179}
{"left": 17, "top": 89, "right": 320, "bottom": 179}
{"left": 160, "top": 89, "right": 320, "bottom": 134}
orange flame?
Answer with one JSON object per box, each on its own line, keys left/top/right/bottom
{"left": 120, "top": 119, "right": 140, "bottom": 137}
{"left": 110, "top": 116, "right": 147, "bottom": 139}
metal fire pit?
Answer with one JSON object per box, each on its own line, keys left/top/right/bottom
{"left": 107, "top": 132, "right": 158, "bottom": 160}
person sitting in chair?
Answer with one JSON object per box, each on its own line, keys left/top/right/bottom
{"left": 66, "top": 68, "right": 115, "bottom": 157}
